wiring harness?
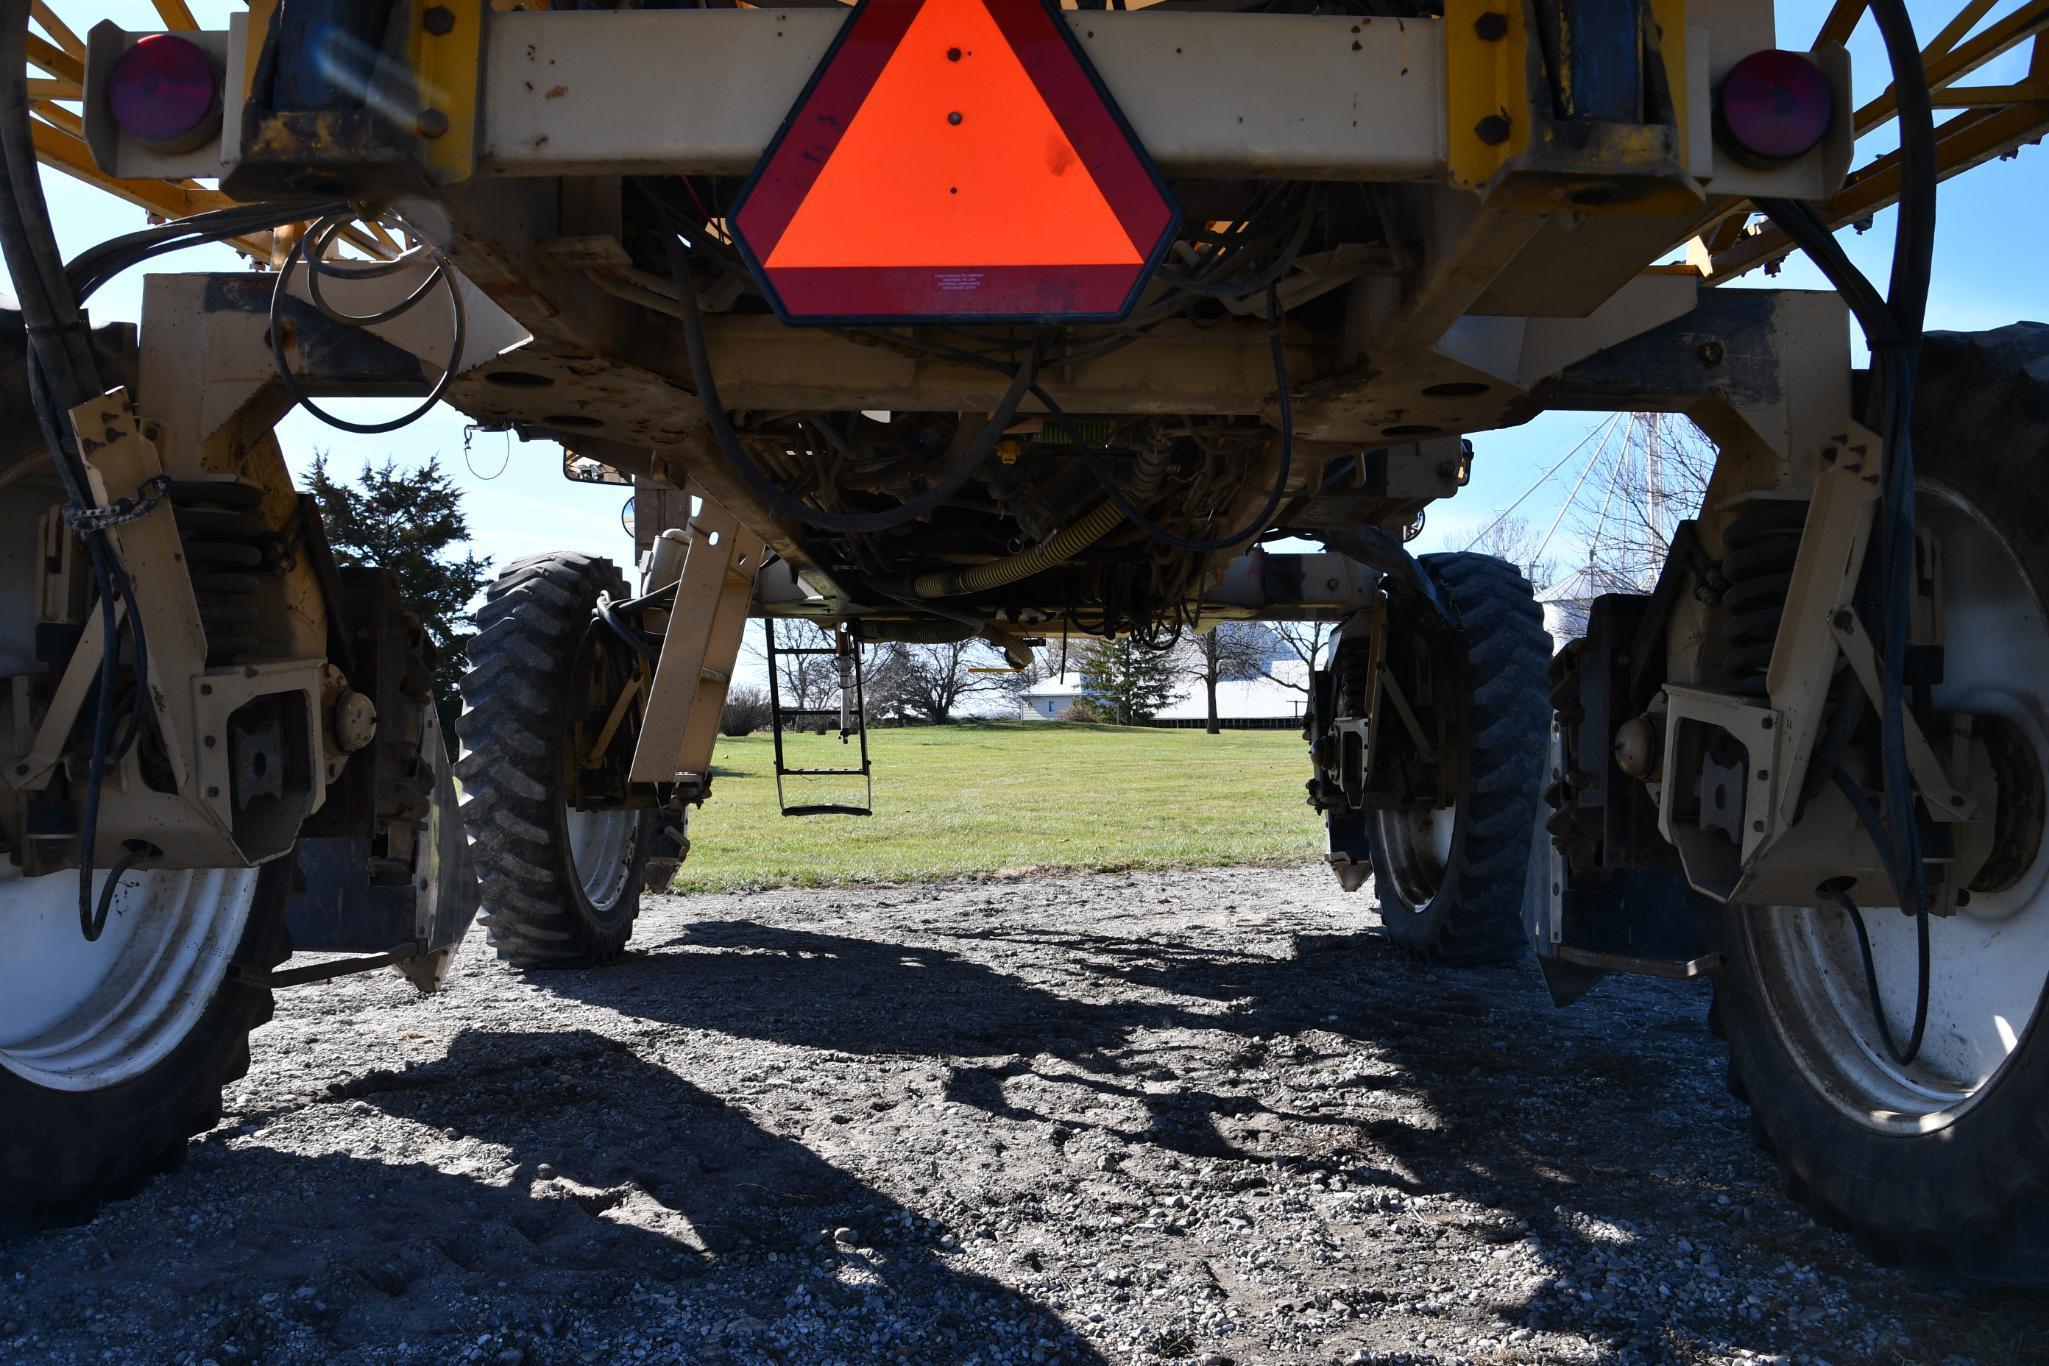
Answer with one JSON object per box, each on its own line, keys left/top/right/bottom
{"left": 1757, "top": 0, "right": 1937, "bottom": 1065}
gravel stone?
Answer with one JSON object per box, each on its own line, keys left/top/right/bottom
{"left": 2, "top": 864, "right": 2044, "bottom": 1362}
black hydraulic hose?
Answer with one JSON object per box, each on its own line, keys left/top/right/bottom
{"left": 66, "top": 200, "right": 351, "bottom": 303}
{"left": 1, "top": 1, "right": 130, "bottom": 936}
{"left": 1867, "top": 0, "right": 1937, "bottom": 338}
{"left": 818, "top": 294, "right": 1297, "bottom": 554}
{"left": 1864, "top": 0, "right": 1939, "bottom": 970}
{"left": 663, "top": 235, "right": 1043, "bottom": 535}
{"left": 0, "top": 0, "right": 94, "bottom": 501}
{"left": 2, "top": 23, "right": 326, "bottom": 933}
{"left": 269, "top": 220, "right": 469, "bottom": 435}
{"left": 1047, "top": 285, "right": 1295, "bottom": 553}
{"left": 1155, "top": 185, "right": 1321, "bottom": 300}
{"left": 1752, "top": 0, "right": 1940, "bottom": 963}
{"left": 1827, "top": 766, "right": 1930, "bottom": 1066}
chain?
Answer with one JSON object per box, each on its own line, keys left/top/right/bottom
{"left": 64, "top": 475, "right": 172, "bottom": 534}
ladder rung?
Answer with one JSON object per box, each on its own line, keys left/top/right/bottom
{"left": 779, "top": 766, "right": 871, "bottom": 777}
{"left": 700, "top": 667, "right": 730, "bottom": 684}
{"left": 781, "top": 804, "right": 873, "bottom": 817}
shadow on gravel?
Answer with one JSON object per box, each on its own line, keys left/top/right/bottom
{"left": 532, "top": 915, "right": 2049, "bottom": 1357}
{"left": 315, "top": 1028, "right": 1105, "bottom": 1360}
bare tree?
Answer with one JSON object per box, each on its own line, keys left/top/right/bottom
{"left": 1462, "top": 412, "right": 1716, "bottom": 641}
{"left": 856, "top": 640, "right": 914, "bottom": 725}
{"left": 1257, "top": 620, "right": 1331, "bottom": 695}
{"left": 745, "top": 620, "right": 841, "bottom": 715}
{"left": 1179, "top": 622, "right": 1271, "bottom": 734}
{"left": 1468, "top": 515, "right": 1558, "bottom": 590}
{"left": 1569, "top": 412, "right": 1714, "bottom": 592}
{"left": 870, "top": 639, "right": 1008, "bottom": 723}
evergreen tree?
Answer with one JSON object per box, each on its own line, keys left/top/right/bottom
{"left": 1078, "top": 637, "right": 1180, "bottom": 725}
{"left": 308, "top": 454, "right": 490, "bottom": 746}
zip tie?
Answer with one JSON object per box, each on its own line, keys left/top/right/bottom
{"left": 64, "top": 475, "right": 172, "bottom": 534}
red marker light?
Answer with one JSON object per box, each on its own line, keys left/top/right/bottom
{"left": 106, "top": 34, "right": 221, "bottom": 153}
{"left": 1715, "top": 50, "right": 1833, "bottom": 166}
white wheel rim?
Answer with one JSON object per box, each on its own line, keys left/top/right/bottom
{"left": 1372, "top": 802, "right": 1459, "bottom": 914}
{"left": 1750, "top": 482, "right": 2049, "bottom": 1131}
{"left": 0, "top": 864, "right": 259, "bottom": 1092}
{"left": 564, "top": 806, "right": 636, "bottom": 913}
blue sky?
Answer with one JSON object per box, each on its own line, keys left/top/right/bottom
{"left": 1413, "top": 0, "right": 2049, "bottom": 563}
{"left": 21, "top": 0, "right": 2049, "bottom": 605}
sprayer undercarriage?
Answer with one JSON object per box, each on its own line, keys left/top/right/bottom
{"left": 4, "top": 0, "right": 2049, "bottom": 1281}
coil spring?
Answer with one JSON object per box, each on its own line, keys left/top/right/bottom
{"left": 169, "top": 479, "right": 289, "bottom": 665}
{"left": 1339, "top": 642, "right": 1373, "bottom": 715}
{"left": 1719, "top": 500, "right": 1809, "bottom": 694}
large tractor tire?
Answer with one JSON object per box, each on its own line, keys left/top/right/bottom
{"left": 457, "top": 552, "right": 656, "bottom": 968}
{"left": 1713, "top": 322, "right": 2049, "bottom": 1282}
{"left": 0, "top": 859, "right": 293, "bottom": 1229}
{"left": 1368, "top": 552, "right": 1550, "bottom": 964}
{"left": 0, "top": 333, "right": 300, "bottom": 1226}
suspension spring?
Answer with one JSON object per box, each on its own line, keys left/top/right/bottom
{"left": 169, "top": 479, "right": 291, "bottom": 665}
{"left": 1339, "top": 641, "right": 1372, "bottom": 716}
{"left": 1718, "top": 500, "right": 1809, "bottom": 694}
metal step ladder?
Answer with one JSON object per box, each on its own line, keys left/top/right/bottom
{"left": 763, "top": 618, "right": 873, "bottom": 817}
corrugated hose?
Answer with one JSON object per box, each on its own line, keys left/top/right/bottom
{"left": 912, "top": 500, "right": 1126, "bottom": 598}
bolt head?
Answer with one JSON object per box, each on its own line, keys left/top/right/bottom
{"left": 1473, "top": 10, "right": 1509, "bottom": 40}
{"left": 417, "top": 108, "right": 451, "bottom": 139}
{"left": 423, "top": 5, "right": 456, "bottom": 35}
{"left": 1473, "top": 114, "right": 1512, "bottom": 146}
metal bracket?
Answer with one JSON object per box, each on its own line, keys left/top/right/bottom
{"left": 628, "top": 485, "right": 765, "bottom": 785}
{"left": 1375, "top": 661, "right": 1437, "bottom": 763}
{"left": 1828, "top": 609, "right": 1978, "bottom": 821}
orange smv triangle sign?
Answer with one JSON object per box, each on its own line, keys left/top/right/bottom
{"left": 730, "top": 0, "right": 1179, "bottom": 322}
{"left": 766, "top": 0, "right": 1141, "bottom": 270}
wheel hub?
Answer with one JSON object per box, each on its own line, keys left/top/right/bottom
{"left": 0, "top": 865, "right": 258, "bottom": 1091}
{"left": 1751, "top": 482, "right": 2049, "bottom": 1130}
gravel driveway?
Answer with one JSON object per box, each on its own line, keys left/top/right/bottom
{"left": 4, "top": 863, "right": 2045, "bottom": 1364}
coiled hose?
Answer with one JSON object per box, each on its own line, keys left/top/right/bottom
{"left": 912, "top": 500, "right": 1125, "bottom": 599}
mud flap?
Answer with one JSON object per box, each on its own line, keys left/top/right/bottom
{"left": 286, "top": 712, "right": 481, "bottom": 992}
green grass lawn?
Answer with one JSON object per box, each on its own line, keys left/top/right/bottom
{"left": 669, "top": 720, "right": 1324, "bottom": 893}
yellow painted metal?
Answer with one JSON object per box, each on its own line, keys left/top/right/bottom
{"left": 1926, "top": 0, "right": 2000, "bottom": 58}
{"left": 1815, "top": 0, "right": 1870, "bottom": 47}
{"left": 151, "top": 0, "right": 199, "bottom": 29}
{"left": 404, "top": 0, "right": 485, "bottom": 184}
{"left": 1929, "top": 79, "right": 2049, "bottom": 104}
{"left": 1850, "top": 0, "right": 2049, "bottom": 134}
{"left": 1648, "top": 0, "right": 1691, "bottom": 165}
{"left": 24, "top": 31, "right": 80, "bottom": 83}
{"left": 1443, "top": 0, "right": 1533, "bottom": 193}
{"left": 1443, "top": 0, "right": 1698, "bottom": 214}
{"left": 28, "top": 2, "right": 81, "bottom": 58}
{"left": 29, "top": 118, "right": 257, "bottom": 223}
{"left": 240, "top": 0, "right": 275, "bottom": 102}
{"left": 1699, "top": 0, "right": 2049, "bottom": 285}
{"left": 30, "top": 98, "right": 79, "bottom": 137}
